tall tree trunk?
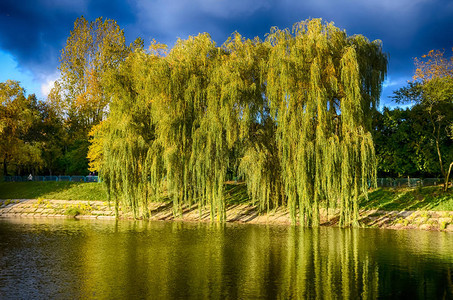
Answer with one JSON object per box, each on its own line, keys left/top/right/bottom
{"left": 3, "top": 155, "right": 7, "bottom": 177}
{"left": 433, "top": 119, "right": 447, "bottom": 190}
{"left": 445, "top": 162, "right": 453, "bottom": 192}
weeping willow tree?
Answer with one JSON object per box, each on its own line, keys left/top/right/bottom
{"left": 95, "top": 33, "right": 260, "bottom": 221}
{"left": 154, "top": 33, "right": 265, "bottom": 221}
{"left": 232, "top": 36, "right": 285, "bottom": 213}
{"left": 254, "top": 19, "right": 387, "bottom": 226}
{"left": 152, "top": 34, "right": 218, "bottom": 218}
{"left": 91, "top": 18, "right": 387, "bottom": 226}
{"left": 90, "top": 42, "right": 167, "bottom": 218}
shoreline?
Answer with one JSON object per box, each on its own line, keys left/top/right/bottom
{"left": 1, "top": 198, "right": 453, "bottom": 232}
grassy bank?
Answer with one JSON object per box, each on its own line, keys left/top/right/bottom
{"left": 362, "top": 187, "right": 453, "bottom": 211}
{"left": 0, "top": 182, "right": 108, "bottom": 201}
{"left": 2, "top": 182, "right": 453, "bottom": 231}
{"left": 1, "top": 181, "right": 453, "bottom": 212}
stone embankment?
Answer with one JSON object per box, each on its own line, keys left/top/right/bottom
{"left": 1, "top": 198, "right": 453, "bottom": 231}
{"left": 0, "top": 199, "right": 116, "bottom": 219}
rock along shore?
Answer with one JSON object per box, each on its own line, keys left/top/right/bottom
{"left": 1, "top": 198, "right": 453, "bottom": 232}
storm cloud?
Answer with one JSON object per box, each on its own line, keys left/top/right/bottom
{"left": 1, "top": 0, "right": 452, "bottom": 104}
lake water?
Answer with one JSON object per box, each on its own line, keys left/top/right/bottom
{"left": 0, "top": 218, "right": 452, "bottom": 299}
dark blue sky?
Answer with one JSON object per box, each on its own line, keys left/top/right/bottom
{"left": 1, "top": 0, "right": 452, "bottom": 107}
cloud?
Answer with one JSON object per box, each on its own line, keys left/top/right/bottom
{"left": 41, "top": 80, "right": 54, "bottom": 98}
{"left": 0, "top": 0, "right": 452, "bottom": 102}
{"left": 0, "top": 0, "right": 135, "bottom": 74}
{"left": 131, "top": 0, "right": 277, "bottom": 46}
{"left": 0, "top": 0, "right": 136, "bottom": 98}
{"left": 383, "top": 76, "right": 409, "bottom": 89}
{"left": 0, "top": 50, "right": 41, "bottom": 96}
{"left": 40, "top": 72, "right": 59, "bottom": 98}
{"left": 380, "top": 75, "right": 414, "bottom": 108}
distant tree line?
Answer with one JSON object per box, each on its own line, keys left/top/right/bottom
{"left": 0, "top": 80, "right": 67, "bottom": 176}
{"left": 1, "top": 17, "right": 130, "bottom": 177}
{"left": 1, "top": 16, "right": 452, "bottom": 224}
{"left": 375, "top": 49, "right": 453, "bottom": 190}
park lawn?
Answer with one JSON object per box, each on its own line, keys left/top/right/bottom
{"left": 224, "top": 182, "right": 250, "bottom": 205}
{"left": 0, "top": 181, "right": 251, "bottom": 204}
{"left": 224, "top": 184, "right": 453, "bottom": 212}
{"left": 0, "top": 181, "right": 108, "bottom": 201}
{"left": 1, "top": 181, "right": 453, "bottom": 212}
{"left": 360, "top": 186, "right": 453, "bottom": 211}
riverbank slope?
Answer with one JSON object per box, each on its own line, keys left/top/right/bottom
{"left": 1, "top": 182, "right": 453, "bottom": 231}
{"left": 1, "top": 198, "right": 453, "bottom": 232}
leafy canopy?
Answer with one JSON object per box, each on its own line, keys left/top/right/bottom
{"left": 91, "top": 19, "right": 387, "bottom": 226}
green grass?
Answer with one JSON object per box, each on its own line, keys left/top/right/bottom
{"left": 224, "top": 184, "right": 453, "bottom": 211}
{"left": 224, "top": 183, "right": 249, "bottom": 205}
{"left": 0, "top": 181, "right": 248, "bottom": 204}
{"left": 1, "top": 181, "right": 453, "bottom": 212}
{"left": 360, "top": 186, "right": 453, "bottom": 211}
{"left": 0, "top": 182, "right": 107, "bottom": 201}
{"left": 65, "top": 206, "right": 83, "bottom": 216}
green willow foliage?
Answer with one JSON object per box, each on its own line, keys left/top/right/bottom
{"left": 263, "top": 21, "right": 387, "bottom": 226}
{"left": 93, "top": 19, "right": 387, "bottom": 226}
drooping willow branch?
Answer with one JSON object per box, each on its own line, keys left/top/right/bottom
{"left": 91, "top": 19, "right": 387, "bottom": 226}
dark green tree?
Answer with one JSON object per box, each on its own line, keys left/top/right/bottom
{"left": 393, "top": 48, "right": 453, "bottom": 190}
{"left": 0, "top": 81, "right": 44, "bottom": 177}
{"left": 373, "top": 106, "right": 444, "bottom": 177}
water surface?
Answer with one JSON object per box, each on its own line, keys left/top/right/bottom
{"left": 0, "top": 218, "right": 452, "bottom": 299}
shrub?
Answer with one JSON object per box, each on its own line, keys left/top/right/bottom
{"left": 65, "top": 207, "right": 82, "bottom": 217}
